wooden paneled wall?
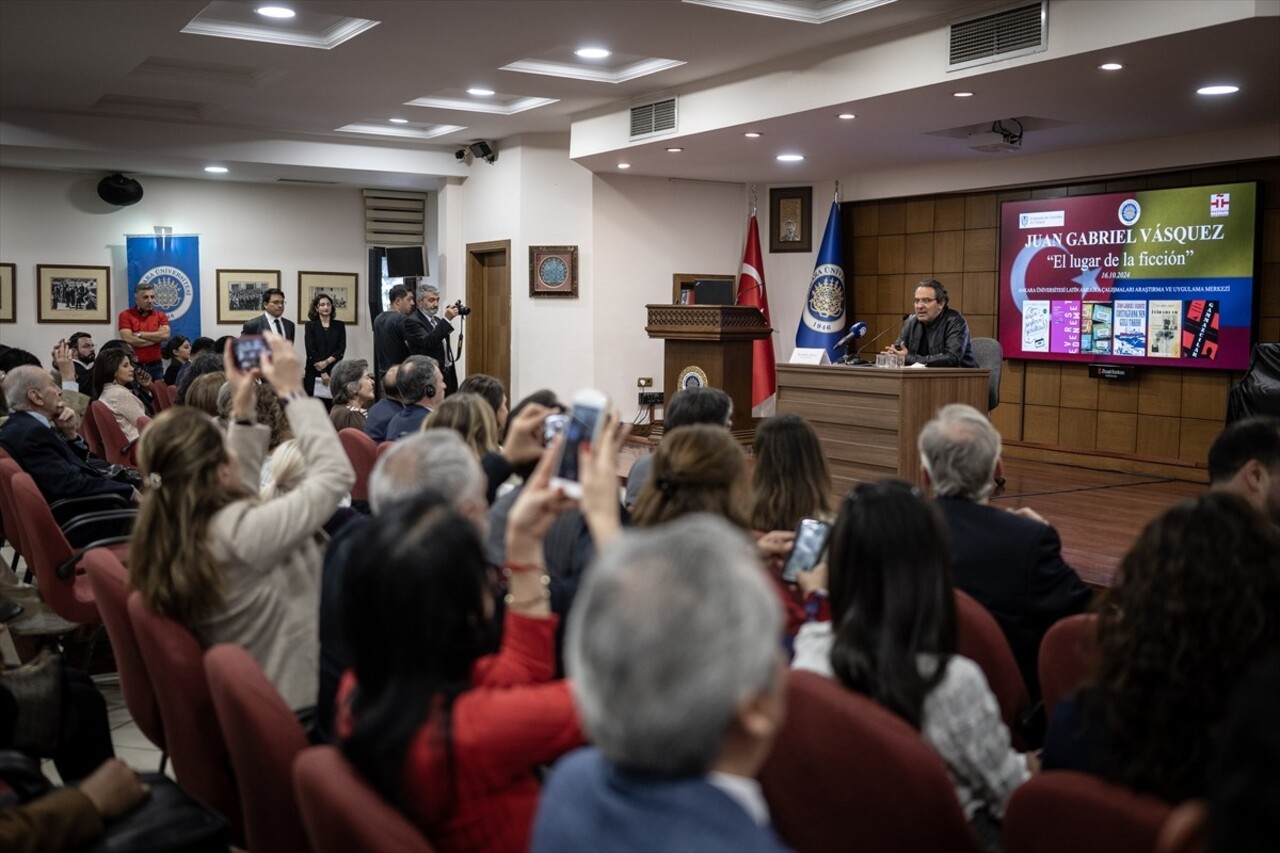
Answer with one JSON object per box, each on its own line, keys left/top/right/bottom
{"left": 846, "top": 159, "right": 1280, "bottom": 476}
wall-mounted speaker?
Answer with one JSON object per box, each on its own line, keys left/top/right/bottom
{"left": 97, "top": 173, "right": 144, "bottom": 206}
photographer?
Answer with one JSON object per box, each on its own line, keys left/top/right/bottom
{"left": 413, "top": 281, "right": 461, "bottom": 396}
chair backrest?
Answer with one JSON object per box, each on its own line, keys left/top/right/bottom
{"left": 338, "top": 428, "right": 378, "bottom": 503}
{"left": 759, "top": 670, "right": 980, "bottom": 853}
{"left": 955, "top": 589, "right": 1032, "bottom": 749}
{"left": 376, "top": 440, "right": 396, "bottom": 460}
{"left": 127, "top": 591, "right": 243, "bottom": 840}
{"left": 206, "top": 644, "right": 311, "bottom": 853}
{"left": 1004, "top": 770, "right": 1172, "bottom": 853}
{"left": 88, "top": 399, "right": 131, "bottom": 466}
{"left": 5, "top": 466, "right": 98, "bottom": 624}
{"left": 1039, "top": 613, "right": 1101, "bottom": 721}
{"left": 971, "top": 337, "right": 1003, "bottom": 411}
{"left": 78, "top": 408, "right": 106, "bottom": 459}
{"left": 137, "top": 414, "right": 152, "bottom": 432}
{"left": 293, "top": 745, "right": 437, "bottom": 853}
{"left": 82, "top": 548, "right": 164, "bottom": 752}
{"left": 150, "top": 379, "right": 170, "bottom": 412}
{"left": 0, "top": 457, "right": 26, "bottom": 561}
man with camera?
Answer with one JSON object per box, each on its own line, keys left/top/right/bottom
{"left": 414, "top": 281, "right": 462, "bottom": 396}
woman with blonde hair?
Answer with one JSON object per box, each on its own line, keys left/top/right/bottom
{"left": 422, "top": 391, "right": 500, "bottom": 459}
{"left": 129, "top": 335, "right": 354, "bottom": 710}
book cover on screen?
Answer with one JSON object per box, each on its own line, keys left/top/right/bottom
{"left": 1113, "top": 301, "right": 1147, "bottom": 357}
{"left": 1182, "top": 300, "right": 1220, "bottom": 359}
{"left": 1021, "top": 301, "right": 1050, "bottom": 352}
{"left": 1148, "top": 301, "right": 1181, "bottom": 358}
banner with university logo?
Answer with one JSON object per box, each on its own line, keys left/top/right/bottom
{"left": 794, "top": 200, "right": 846, "bottom": 362}
{"left": 126, "top": 234, "right": 201, "bottom": 343}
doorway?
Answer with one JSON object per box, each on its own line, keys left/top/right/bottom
{"left": 464, "top": 240, "right": 512, "bottom": 394}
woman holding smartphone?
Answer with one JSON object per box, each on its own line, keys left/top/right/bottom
{"left": 303, "top": 292, "right": 346, "bottom": 409}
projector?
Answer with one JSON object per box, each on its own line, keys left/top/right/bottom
{"left": 966, "top": 131, "right": 1021, "bottom": 153}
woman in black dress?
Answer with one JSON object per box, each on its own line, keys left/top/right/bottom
{"left": 303, "top": 292, "right": 346, "bottom": 409}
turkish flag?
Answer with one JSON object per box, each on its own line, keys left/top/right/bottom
{"left": 736, "top": 215, "right": 776, "bottom": 407}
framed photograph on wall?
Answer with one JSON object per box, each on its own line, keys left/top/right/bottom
{"left": 769, "top": 186, "right": 813, "bottom": 253}
{"left": 529, "top": 245, "right": 578, "bottom": 298}
{"left": 298, "top": 271, "right": 358, "bottom": 325}
{"left": 0, "top": 263, "right": 14, "bottom": 322}
{"left": 217, "top": 269, "right": 282, "bottom": 324}
{"left": 37, "top": 264, "right": 110, "bottom": 323}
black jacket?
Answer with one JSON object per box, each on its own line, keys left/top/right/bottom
{"left": 895, "top": 307, "right": 978, "bottom": 367}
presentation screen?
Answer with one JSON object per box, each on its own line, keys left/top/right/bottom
{"left": 998, "top": 182, "right": 1257, "bottom": 371}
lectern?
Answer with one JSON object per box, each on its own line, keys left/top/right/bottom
{"left": 645, "top": 304, "right": 771, "bottom": 443}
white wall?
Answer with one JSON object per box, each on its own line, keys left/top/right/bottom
{"left": 0, "top": 167, "right": 444, "bottom": 371}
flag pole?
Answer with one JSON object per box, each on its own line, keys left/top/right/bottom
{"left": 834, "top": 180, "right": 840, "bottom": 204}
{"left": 749, "top": 183, "right": 758, "bottom": 217}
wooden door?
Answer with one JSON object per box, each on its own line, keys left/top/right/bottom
{"left": 464, "top": 240, "right": 511, "bottom": 394}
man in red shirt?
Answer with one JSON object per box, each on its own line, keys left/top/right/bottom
{"left": 117, "top": 283, "right": 170, "bottom": 380}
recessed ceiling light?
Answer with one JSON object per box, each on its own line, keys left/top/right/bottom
{"left": 467, "top": 87, "right": 495, "bottom": 97}
{"left": 743, "top": 131, "right": 762, "bottom": 138}
{"left": 575, "top": 47, "right": 611, "bottom": 59}
{"left": 1098, "top": 62, "right": 1124, "bottom": 71}
{"left": 666, "top": 147, "right": 683, "bottom": 153}
{"left": 389, "top": 117, "right": 409, "bottom": 124}
{"left": 1197, "top": 84, "right": 1239, "bottom": 96}
{"left": 618, "top": 162, "right": 631, "bottom": 169}
{"left": 776, "top": 153, "right": 804, "bottom": 162}
{"left": 838, "top": 113, "right": 856, "bottom": 120}
{"left": 204, "top": 166, "right": 229, "bottom": 173}
{"left": 255, "top": 5, "right": 295, "bottom": 18}
{"left": 953, "top": 91, "right": 974, "bottom": 98}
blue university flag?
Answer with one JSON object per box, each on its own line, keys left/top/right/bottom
{"left": 795, "top": 201, "right": 846, "bottom": 360}
{"left": 126, "top": 235, "right": 201, "bottom": 343}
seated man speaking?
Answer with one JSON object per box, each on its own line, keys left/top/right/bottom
{"left": 886, "top": 279, "right": 978, "bottom": 367}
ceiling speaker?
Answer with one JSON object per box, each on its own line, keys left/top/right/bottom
{"left": 97, "top": 173, "right": 144, "bottom": 206}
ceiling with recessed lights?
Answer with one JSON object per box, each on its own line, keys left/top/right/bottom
{"left": 0, "top": 0, "right": 1276, "bottom": 190}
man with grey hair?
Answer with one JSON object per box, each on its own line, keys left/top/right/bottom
{"left": 413, "top": 280, "right": 459, "bottom": 395}
{"left": 383, "top": 354, "right": 443, "bottom": 440}
{"left": 316, "top": 428, "right": 486, "bottom": 740}
{"left": 919, "top": 403, "right": 1090, "bottom": 701}
{"left": 532, "top": 515, "right": 789, "bottom": 852}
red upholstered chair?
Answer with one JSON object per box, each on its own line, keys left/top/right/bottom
{"left": 759, "top": 670, "right": 980, "bottom": 853}
{"left": 955, "top": 589, "right": 1033, "bottom": 748}
{"left": 1004, "top": 770, "right": 1172, "bottom": 853}
{"left": 127, "top": 591, "right": 244, "bottom": 842}
{"left": 206, "top": 644, "right": 310, "bottom": 853}
{"left": 293, "top": 745, "right": 436, "bottom": 853}
{"left": 82, "top": 548, "right": 165, "bottom": 755}
{"left": 1039, "top": 613, "right": 1101, "bottom": 721}
{"left": 377, "top": 440, "right": 395, "bottom": 460}
{"left": 0, "top": 454, "right": 27, "bottom": 572}
{"left": 149, "top": 379, "right": 170, "bottom": 412}
{"left": 78, "top": 410, "right": 106, "bottom": 459}
{"left": 88, "top": 400, "right": 136, "bottom": 466}
{"left": 137, "top": 414, "right": 152, "bottom": 432}
{"left": 338, "top": 428, "right": 378, "bottom": 504}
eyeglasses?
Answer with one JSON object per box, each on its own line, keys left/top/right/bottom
{"left": 913, "top": 297, "right": 938, "bottom": 304}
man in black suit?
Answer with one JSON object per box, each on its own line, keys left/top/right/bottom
{"left": 372, "top": 284, "right": 431, "bottom": 383}
{"left": 0, "top": 366, "right": 136, "bottom": 504}
{"left": 413, "top": 282, "right": 460, "bottom": 396}
{"left": 240, "top": 288, "right": 295, "bottom": 341}
{"left": 918, "top": 403, "right": 1092, "bottom": 700}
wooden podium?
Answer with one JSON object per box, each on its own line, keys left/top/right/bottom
{"left": 645, "top": 304, "right": 771, "bottom": 443}
{"left": 776, "top": 363, "right": 990, "bottom": 492}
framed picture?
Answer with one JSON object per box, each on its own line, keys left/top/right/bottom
{"left": 298, "top": 271, "right": 359, "bottom": 325}
{"left": 217, "top": 269, "right": 282, "bottom": 324}
{"left": 769, "top": 186, "right": 813, "bottom": 253}
{"left": 37, "top": 264, "right": 110, "bottom": 323}
{"left": 672, "top": 273, "right": 735, "bottom": 304}
{"left": 0, "top": 263, "right": 14, "bottom": 323}
{"left": 529, "top": 245, "right": 579, "bottom": 298}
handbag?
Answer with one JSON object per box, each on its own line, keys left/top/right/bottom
{"left": 0, "top": 749, "right": 229, "bottom": 853}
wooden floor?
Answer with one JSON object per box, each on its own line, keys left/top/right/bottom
{"left": 619, "top": 440, "right": 1202, "bottom": 590}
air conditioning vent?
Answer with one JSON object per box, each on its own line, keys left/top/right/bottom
{"left": 630, "top": 97, "right": 677, "bottom": 140}
{"left": 363, "top": 189, "right": 427, "bottom": 246}
{"left": 949, "top": 2, "right": 1046, "bottom": 70}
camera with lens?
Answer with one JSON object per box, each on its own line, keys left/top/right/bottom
{"left": 453, "top": 299, "right": 472, "bottom": 317}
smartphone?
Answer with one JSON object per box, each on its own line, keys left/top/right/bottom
{"left": 543, "top": 413, "right": 570, "bottom": 446}
{"left": 549, "top": 390, "right": 608, "bottom": 498}
{"left": 233, "top": 335, "right": 269, "bottom": 371}
{"left": 780, "top": 517, "right": 832, "bottom": 584}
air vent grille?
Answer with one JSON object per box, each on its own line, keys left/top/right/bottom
{"left": 629, "top": 97, "right": 677, "bottom": 140}
{"left": 363, "top": 189, "right": 427, "bottom": 246}
{"left": 949, "top": 2, "right": 1046, "bottom": 70}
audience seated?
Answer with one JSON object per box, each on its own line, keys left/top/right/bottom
{"left": 129, "top": 335, "right": 354, "bottom": 711}
{"left": 173, "top": 337, "right": 216, "bottom": 390}
{"left": 625, "top": 386, "right": 732, "bottom": 508}
{"left": 327, "top": 358, "right": 374, "bottom": 432}
{"left": 532, "top": 514, "right": 788, "bottom": 852}
{"left": 457, "top": 373, "right": 509, "bottom": 432}
{"left": 182, "top": 371, "right": 224, "bottom": 417}
{"left": 0, "top": 757, "right": 149, "bottom": 852}
{"left": 1207, "top": 415, "right": 1280, "bottom": 524}
{"left": 1041, "top": 491, "right": 1280, "bottom": 803}
{"left": 215, "top": 379, "right": 293, "bottom": 456}
{"left": 173, "top": 350, "right": 223, "bottom": 406}
{"left": 918, "top": 403, "right": 1092, "bottom": 699}
{"left": 160, "top": 334, "right": 191, "bottom": 387}
{"left": 93, "top": 341, "right": 154, "bottom": 416}
{"left": 791, "top": 480, "right": 1032, "bottom": 850}
{"left": 751, "top": 411, "right": 832, "bottom": 532}
{"left": 89, "top": 348, "right": 146, "bottom": 443}
{"left": 68, "top": 331, "right": 96, "bottom": 389}
{"left": 487, "top": 390, "right": 567, "bottom": 563}
{"left": 335, "top": 445, "right": 586, "bottom": 853}
{"left": 384, "top": 355, "right": 443, "bottom": 441}
{"left": 423, "top": 391, "right": 500, "bottom": 459}
{"left": 363, "top": 364, "right": 402, "bottom": 442}
{"left": 0, "top": 365, "right": 136, "bottom": 504}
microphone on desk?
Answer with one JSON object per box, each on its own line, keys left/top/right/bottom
{"left": 836, "top": 315, "right": 908, "bottom": 365}
{"left": 833, "top": 322, "right": 868, "bottom": 350}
